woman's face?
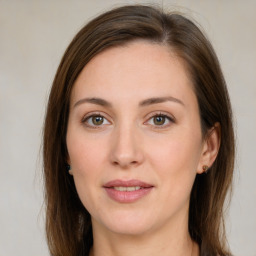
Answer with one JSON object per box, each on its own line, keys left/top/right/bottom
{"left": 66, "top": 41, "right": 209, "bottom": 236}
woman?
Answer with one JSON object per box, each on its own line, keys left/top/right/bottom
{"left": 43, "top": 4, "right": 235, "bottom": 256}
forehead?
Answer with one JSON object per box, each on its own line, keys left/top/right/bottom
{"left": 71, "top": 41, "right": 195, "bottom": 106}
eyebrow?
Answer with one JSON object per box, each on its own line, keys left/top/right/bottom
{"left": 73, "top": 96, "right": 184, "bottom": 108}
{"left": 139, "top": 96, "right": 184, "bottom": 107}
{"left": 73, "top": 97, "right": 112, "bottom": 108}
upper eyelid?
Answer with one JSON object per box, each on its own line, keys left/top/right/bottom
{"left": 144, "top": 111, "right": 176, "bottom": 122}
{"left": 147, "top": 116, "right": 173, "bottom": 125}
{"left": 81, "top": 111, "right": 176, "bottom": 124}
{"left": 81, "top": 111, "right": 111, "bottom": 122}
{"left": 81, "top": 113, "right": 111, "bottom": 129}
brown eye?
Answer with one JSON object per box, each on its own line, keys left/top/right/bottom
{"left": 92, "top": 116, "right": 104, "bottom": 125}
{"left": 145, "top": 113, "right": 174, "bottom": 129}
{"left": 153, "top": 116, "right": 166, "bottom": 125}
{"left": 83, "top": 114, "right": 111, "bottom": 128}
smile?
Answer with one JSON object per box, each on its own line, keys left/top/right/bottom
{"left": 103, "top": 179, "right": 154, "bottom": 203}
{"left": 113, "top": 186, "right": 141, "bottom": 191}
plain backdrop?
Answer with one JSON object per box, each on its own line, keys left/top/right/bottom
{"left": 0, "top": 0, "right": 255, "bottom": 255}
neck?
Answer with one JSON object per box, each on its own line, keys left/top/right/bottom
{"left": 90, "top": 216, "right": 199, "bottom": 256}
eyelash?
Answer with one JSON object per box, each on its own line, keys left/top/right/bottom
{"left": 145, "top": 112, "right": 175, "bottom": 129}
{"left": 81, "top": 112, "right": 175, "bottom": 129}
{"left": 81, "top": 112, "right": 110, "bottom": 129}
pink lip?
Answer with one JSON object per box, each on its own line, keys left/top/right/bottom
{"left": 103, "top": 179, "right": 154, "bottom": 203}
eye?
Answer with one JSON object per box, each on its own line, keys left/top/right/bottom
{"left": 152, "top": 116, "right": 166, "bottom": 125}
{"left": 82, "top": 114, "right": 111, "bottom": 128}
{"left": 146, "top": 113, "right": 174, "bottom": 128}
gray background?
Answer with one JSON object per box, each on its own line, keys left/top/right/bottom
{"left": 0, "top": 0, "right": 255, "bottom": 255}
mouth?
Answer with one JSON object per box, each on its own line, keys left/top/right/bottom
{"left": 112, "top": 186, "right": 142, "bottom": 192}
{"left": 103, "top": 179, "right": 154, "bottom": 203}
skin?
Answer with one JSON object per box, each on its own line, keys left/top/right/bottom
{"left": 66, "top": 41, "right": 220, "bottom": 256}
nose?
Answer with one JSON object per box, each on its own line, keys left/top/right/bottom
{"left": 109, "top": 124, "right": 144, "bottom": 169}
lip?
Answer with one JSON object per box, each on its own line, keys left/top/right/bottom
{"left": 103, "top": 179, "right": 154, "bottom": 203}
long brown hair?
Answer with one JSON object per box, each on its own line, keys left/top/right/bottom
{"left": 43, "top": 4, "right": 235, "bottom": 256}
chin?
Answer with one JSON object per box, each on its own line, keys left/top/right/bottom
{"left": 93, "top": 209, "right": 158, "bottom": 236}
{"left": 107, "top": 221, "right": 152, "bottom": 236}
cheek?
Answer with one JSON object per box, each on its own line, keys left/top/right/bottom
{"left": 146, "top": 132, "right": 202, "bottom": 175}
{"left": 67, "top": 126, "right": 107, "bottom": 173}
{"left": 66, "top": 139, "right": 107, "bottom": 216}
{"left": 66, "top": 128, "right": 108, "bottom": 203}
{"left": 146, "top": 134, "right": 201, "bottom": 210}
{"left": 146, "top": 130, "right": 202, "bottom": 198}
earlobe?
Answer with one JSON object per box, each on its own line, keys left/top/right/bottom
{"left": 67, "top": 157, "right": 73, "bottom": 175}
{"left": 66, "top": 156, "right": 73, "bottom": 175}
{"left": 67, "top": 164, "right": 73, "bottom": 175}
{"left": 197, "top": 123, "right": 221, "bottom": 174}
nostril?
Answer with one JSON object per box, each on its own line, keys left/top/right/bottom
{"left": 113, "top": 161, "right": 119, "bottom": 166}
{"left": 112, "top": 159, "right": 139, "bottom": 168}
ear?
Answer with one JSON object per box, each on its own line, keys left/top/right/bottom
{"left": 197, "top": 123, "right": 221, "bottom": 174}
{"left": 66, "top": 156, "right": 73, "bottom": 175}
{"left": 68, "top": 166, "right": 73, "bottom": 176}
